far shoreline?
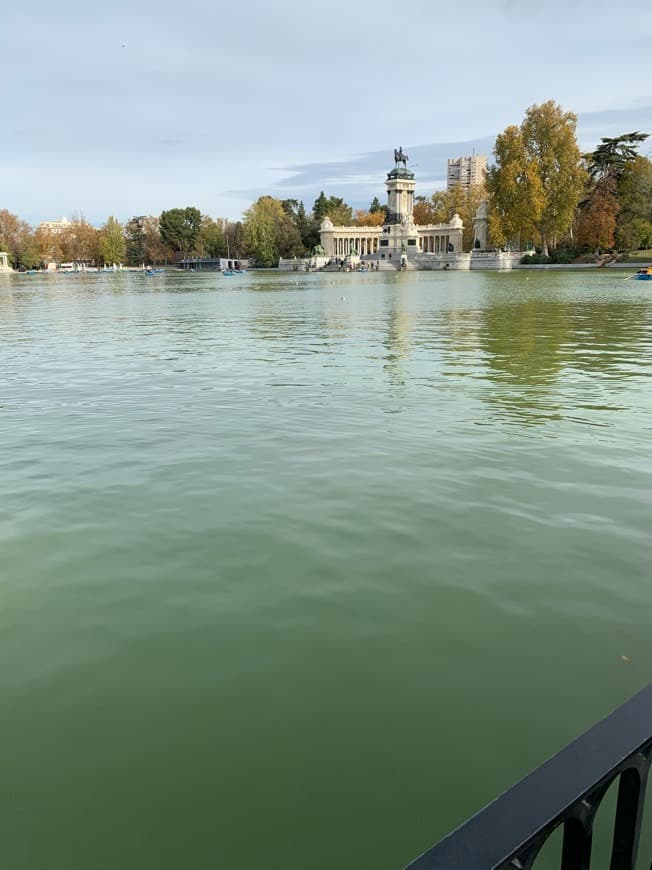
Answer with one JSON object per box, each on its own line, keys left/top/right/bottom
{"left": 514, "top": 261, "right": 649, "bottom": 270}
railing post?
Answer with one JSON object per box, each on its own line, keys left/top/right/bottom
{"left": 561, "top": 816, "right": 593, "bottom": 870}
{"left": 561, "top": 782, "right": 611, "bottom": 870}
{"left": 610, "top": 755, "right": 650, "bottom": 870}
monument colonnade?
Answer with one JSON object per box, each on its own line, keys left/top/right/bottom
{"left": 329, "top": 230, "right": 382, "bottom": 257}
{"left": 321, "top": 226, "right": 459, "bottom": 258}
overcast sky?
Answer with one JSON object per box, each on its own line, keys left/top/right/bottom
{"left": 2, "top": 0, "right": 651, "bottom": 225}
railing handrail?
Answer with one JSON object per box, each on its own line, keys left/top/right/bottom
{"left": 405, "top": 684, "right": 652, "bottom": 869}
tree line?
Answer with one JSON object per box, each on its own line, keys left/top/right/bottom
{"left": 0, "top": 209, "right": 249, "bottom": 270}
{"left": 1, "top": 102, "right": 650, "bottom": 270}
{"left": 0, "top": 193, "right": 376, "bottom": 270}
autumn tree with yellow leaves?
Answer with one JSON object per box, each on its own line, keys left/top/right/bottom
{"left": 413, "top": 184, "right": 486, "bottom": 250}
{"left": 352, "top": 209, "right": 385, "bottom": 227}
{"left": 487, "top": 101, "right": 586, "bottom": 255}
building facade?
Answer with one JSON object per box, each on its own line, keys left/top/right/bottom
{"left": 37, "top": 218, "right": 72, "bottom": 235}
{"left": 446, "top": 155, "right": 487, "bottom": 190}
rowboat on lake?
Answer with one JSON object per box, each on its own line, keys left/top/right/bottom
{"left": 634, "top": 266, "right": 652, "bottom": 280}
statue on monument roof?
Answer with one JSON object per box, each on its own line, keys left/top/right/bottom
{"left": 394, "top": 146, "right": 409, "bottom": 169}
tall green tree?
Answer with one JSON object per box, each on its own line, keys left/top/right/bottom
{"left": 15, "top": 232, "right": 40, "bottom": 269}
{"left": 125, "top": 216, "right": 147, "bottom": 265}
{"left": 617, "top": 155, "right": 652, "bottom": 217}
{"left": 312, "top": 192, "right": 329, "bottom": 222}
{"left": 585, "top": 132, "right": 649, "bottom": 180}
{"left": 312, "top": 192, "right": 353, "bottom": 226}
{"left": 99, "top": 216, "right": 126, "bottom": 265}
{"left": 244, "top": 196, "right": 302, "bottom": 266}
{"left": 159, "top": 207, "right": 202, "bottom": 256}
{"left": 198, "top": 216, "right": 226, "bottom": 257}
{"left": 125, "top": 215, "right": 174, "bottom": 265}
{"left": 282, "top": 199, "right": 319, "bottom": 252}
{"left": 615, "top": 154, "right": 652, "bottom": 249}
{"left": 616, "top": 218, "right": 652, "bottom": 251}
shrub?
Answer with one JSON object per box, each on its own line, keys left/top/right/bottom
{"left": 520, "top": 253, "right": 552, "bottom": 264}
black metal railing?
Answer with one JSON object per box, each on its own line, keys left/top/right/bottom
{"left": 405, "top": 684, "right": 652, "bottom": 870}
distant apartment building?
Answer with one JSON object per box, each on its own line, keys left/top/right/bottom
{"left": 447, "top": 155, "right": 487, "bottom": 190}
{"left": 37, "top": 217, "right": 71, "bottom": 234}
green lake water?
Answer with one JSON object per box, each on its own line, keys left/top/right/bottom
{"left": 1, "top": 268, "right": 651, "bottom": 869}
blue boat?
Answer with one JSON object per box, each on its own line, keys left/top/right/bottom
{"left": 223, "top": 270, "right": 235, "bottom": 276}
{"left": 634, "top": 266, "right": 652, "bottom": 280}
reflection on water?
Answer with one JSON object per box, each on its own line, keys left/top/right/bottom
{"left": 2, "top": 270, "right": 651, "bottom": 431}
{"left": 383, "top": 292, "right": 416, "bottom": 389}
{"left": 447, "top": 296, "right": 650, "bottom": 424}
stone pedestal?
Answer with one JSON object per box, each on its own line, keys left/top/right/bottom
{"left": 379, "top": 167, "right": 419, "bottom": 263}
{"left": 385, "top": 166, "right": 415, "bottom": 222}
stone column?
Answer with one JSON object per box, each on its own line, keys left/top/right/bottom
{"left": 319, "top": 217, "right": 335, "bottom": 257}
{"left": 472, "top": 201, "right": 489, "bottom": 251}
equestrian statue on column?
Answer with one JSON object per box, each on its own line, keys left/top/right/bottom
{"left": 393, "top": 146, "right": 409, "bottom": 169}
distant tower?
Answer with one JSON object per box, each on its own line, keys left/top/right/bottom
{"left": 447, "top": 155, "right": 487, "bottom": 191}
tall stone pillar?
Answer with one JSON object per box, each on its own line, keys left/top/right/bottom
{"left": 472, "top": 201, "right": 489, "bottom": 251}
{"left": 319, "top": 217, "right": 335, "bottom": 257}
{"left": 385, "top": 165, "right": 415, "bottom": 223}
